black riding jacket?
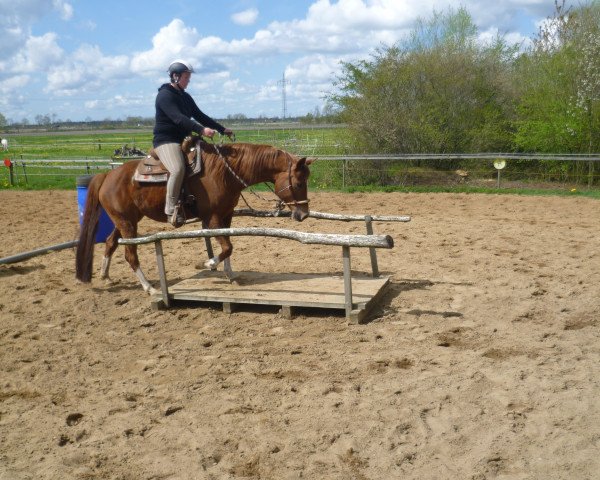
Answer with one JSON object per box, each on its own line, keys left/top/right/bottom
{"left": 153, "top": 83, "right": 225, "bottom": 147}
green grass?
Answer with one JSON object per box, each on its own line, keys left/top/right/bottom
{"left": 344, "top": 184, "right": 600, "bottom": 198}
{"left": 3, "top": 127, "right": 351, "bottom": 159}
{"left": 0, "top": 126, "right": 352, "bottom": 190}
{"left": 1, "top": 126, "right": 599, "bottom": 198}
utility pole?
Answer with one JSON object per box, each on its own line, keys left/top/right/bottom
{"left": 277, "top": 72, "right": 290, "bottom": 119}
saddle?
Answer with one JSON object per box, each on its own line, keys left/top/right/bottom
{"left": 133, "top": 136, "right": 203, "bottom": 183}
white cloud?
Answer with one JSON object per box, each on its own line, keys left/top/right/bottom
{"left": 130, "top": 19, "right": 237, "bottom": 80}
{"left": 13, "top": 33, "right": 64, "bottom": 73}
{"left": 46, "top": 44, "right": 129, "bottom": 95}
{"left": 231, "top": 8, "right": 259, "bottom": 26}
{"left": 0, "top": 0, "right": 74, "bottom": 55}
{"left": 285, "top": 55, "right": 340, "bottom": 84}
{"left": 79, "top": 20, "right": 97, "bottom": 31}
{"left": 131, "top": 19, "right": 203, "bottom": 74}
{"left": 0, "top": 75, "right": 30, "bottom": 95}
{"left": 478, "top": 27, "right": 531, "bottom": 51}
{"left": 0, "top": 0, "right": 563, "bottom": 120}
{"left": 53, "top": 0, "right": 74, "bottom": 20}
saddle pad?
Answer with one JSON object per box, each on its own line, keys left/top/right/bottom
{"left": 133, "top": 171, "right": 168, "bottom": 183}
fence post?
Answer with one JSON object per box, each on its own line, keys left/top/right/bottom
{"left": 342, "top": 246, "right": 353, "bottom": 319}
{"left": 365, "top": 215, "right": 379, "bottom": 278}
{"left": 21, "top": 162, "right": 28, "bottom": 184}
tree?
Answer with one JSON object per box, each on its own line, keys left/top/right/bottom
{"left": 0, "top": 112, "right": 7, "bottom": 129}
{"left": 515, "top": 1, "right": 600, "bottom": 153}
{"left": 330, "top": 7, "right": 518, "bottom": 154}
{"left": 227, "top": 113, "right": 248, "bottom": 121}
{"left": 35, "top": 114, "right": 51, "bottom": 126}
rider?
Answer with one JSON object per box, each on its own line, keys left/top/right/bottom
{"left": 153, "top": 60, "right": 234, "bottom": 227}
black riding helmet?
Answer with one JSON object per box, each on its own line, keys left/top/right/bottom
{"left": 168, "top": 60, "right": 194, "bottom": 83}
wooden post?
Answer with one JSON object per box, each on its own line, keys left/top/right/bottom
{"left": 365, "top": 215, "right": 379, "bottom": 277}
{"left": 154, "top": 239, "right": 170, "bottom": 308}
{"left": 21, "top": 162, "right": 28, "bottom": 185}
{"left": 342, "top": 246, "right": 353, "bottom": 320}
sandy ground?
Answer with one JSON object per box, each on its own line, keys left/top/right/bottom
{"left": 0, "top": 189, "right": 599, "bottom": 480}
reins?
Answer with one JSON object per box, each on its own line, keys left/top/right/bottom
{"left": 208, "top": 136, "right": 309, "bottom": 212}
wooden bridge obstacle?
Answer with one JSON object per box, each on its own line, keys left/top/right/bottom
{"left": 119, "top": 210, "right": 410, "bottom": 323}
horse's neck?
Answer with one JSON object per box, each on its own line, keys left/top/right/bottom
{"left": 226, "top": 145, "right": 283, "bottom": 186}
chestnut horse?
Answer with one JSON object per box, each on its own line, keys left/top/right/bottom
{"left": 75, "top": 139, "right": 311, "bottom": 294}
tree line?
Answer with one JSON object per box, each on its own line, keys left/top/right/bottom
{"left": 329, "top": 1, "right": 600, "bottom": 158}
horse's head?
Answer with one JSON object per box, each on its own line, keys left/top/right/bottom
{"left": 273, "top": 153, "right": 312, "bottom": 222}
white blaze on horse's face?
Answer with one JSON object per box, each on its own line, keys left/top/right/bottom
{"left": 274, "top": 155, "right": 311, "bottom": 222}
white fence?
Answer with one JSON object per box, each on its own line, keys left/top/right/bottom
{"left": 2, "top": 154, "right": 600, "bottom": 188}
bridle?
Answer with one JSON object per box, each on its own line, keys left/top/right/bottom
{"left": 274, "top": 154, "right": 310, "bottom": 207}
{"left": 210, "top": 138, "right": 310, "bottom": 210}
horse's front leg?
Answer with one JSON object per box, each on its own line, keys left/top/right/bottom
{"left": 204, "top": 234, "right": 233, "bottom": 272}
{"left": 203, "top": 214, "right": 235, "bottom": 281}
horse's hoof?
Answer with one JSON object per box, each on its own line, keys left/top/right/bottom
{"left": 204, "top": 258, "right": 219, "bottom": 270}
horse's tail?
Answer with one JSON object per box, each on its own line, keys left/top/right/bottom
{"left": 75, "top": 173, "right": 107, "bottom": 283}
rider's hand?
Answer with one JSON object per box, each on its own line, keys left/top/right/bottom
{"left": 202, "top": 128, "right": 216, "bottom": 138}
{"left": 223, "top": 128, "right": 235, "bottom": 140}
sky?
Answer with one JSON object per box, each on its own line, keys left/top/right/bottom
{"left": 0, "top": 0, "right": 560, "bottom": 123}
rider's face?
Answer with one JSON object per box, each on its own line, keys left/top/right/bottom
{"left": 178, "top": 71, "right": 191, "bottom": 89}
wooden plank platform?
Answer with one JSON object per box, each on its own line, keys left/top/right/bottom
{"left": 156, "top": 271, "right": 390, "bottom": 323}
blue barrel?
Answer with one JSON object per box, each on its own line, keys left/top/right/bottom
{"left": 76, "top": 175, "right": 114, "bottom": 243}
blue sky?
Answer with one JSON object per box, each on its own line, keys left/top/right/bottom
{"left": 0, "top": 0, "right": 559, "bottom": 123}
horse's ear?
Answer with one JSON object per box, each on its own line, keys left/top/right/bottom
{"left": 296, "top": 157, "right": 313, "bottom": 168}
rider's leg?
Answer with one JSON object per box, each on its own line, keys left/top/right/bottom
{"left": 155, "top": 142, "right": 186, "bottom": 221}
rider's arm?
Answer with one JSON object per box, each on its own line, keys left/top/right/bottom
{"left": 156, "top": 91, "right": 206, "bottom": 136}
{"left": 186, "top": 94, "right": 226, "bottom": 135}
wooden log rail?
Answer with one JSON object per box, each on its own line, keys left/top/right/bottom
{"left": 119, "top": 227, "right": 394, "bottom": 320}
{"left": 233, "top": 208, "right": 410, "bottom": 277}
{"left": 118, "top": 227, "right": 393, "bottom": 249}
{"left": 233, "top": 209, "right": 411, "bottom": 223}
{"left": 0, "top": 240, "right": 78, "bottom": 265}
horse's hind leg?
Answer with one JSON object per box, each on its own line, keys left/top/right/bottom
{"left": 100, "top": 228, "right": 121, "bottom": 280}
{"left": 116, "top": 219, "right": 158, "bottom": 295}
{"left": 129, "top": 246, "right": 158, "bottom": 295}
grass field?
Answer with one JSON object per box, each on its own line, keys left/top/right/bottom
{"left": 2, "top": 126, "right": 351, "bottom": 158}
{"left": 1, "top": 126, "right": 599, "bottom": 198}
{"left": 0, "top": 126, "right": 352, "bottom": 190}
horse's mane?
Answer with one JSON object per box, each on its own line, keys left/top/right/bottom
{"left": 195, "top": 141, "right": 286, "bottom": 185}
